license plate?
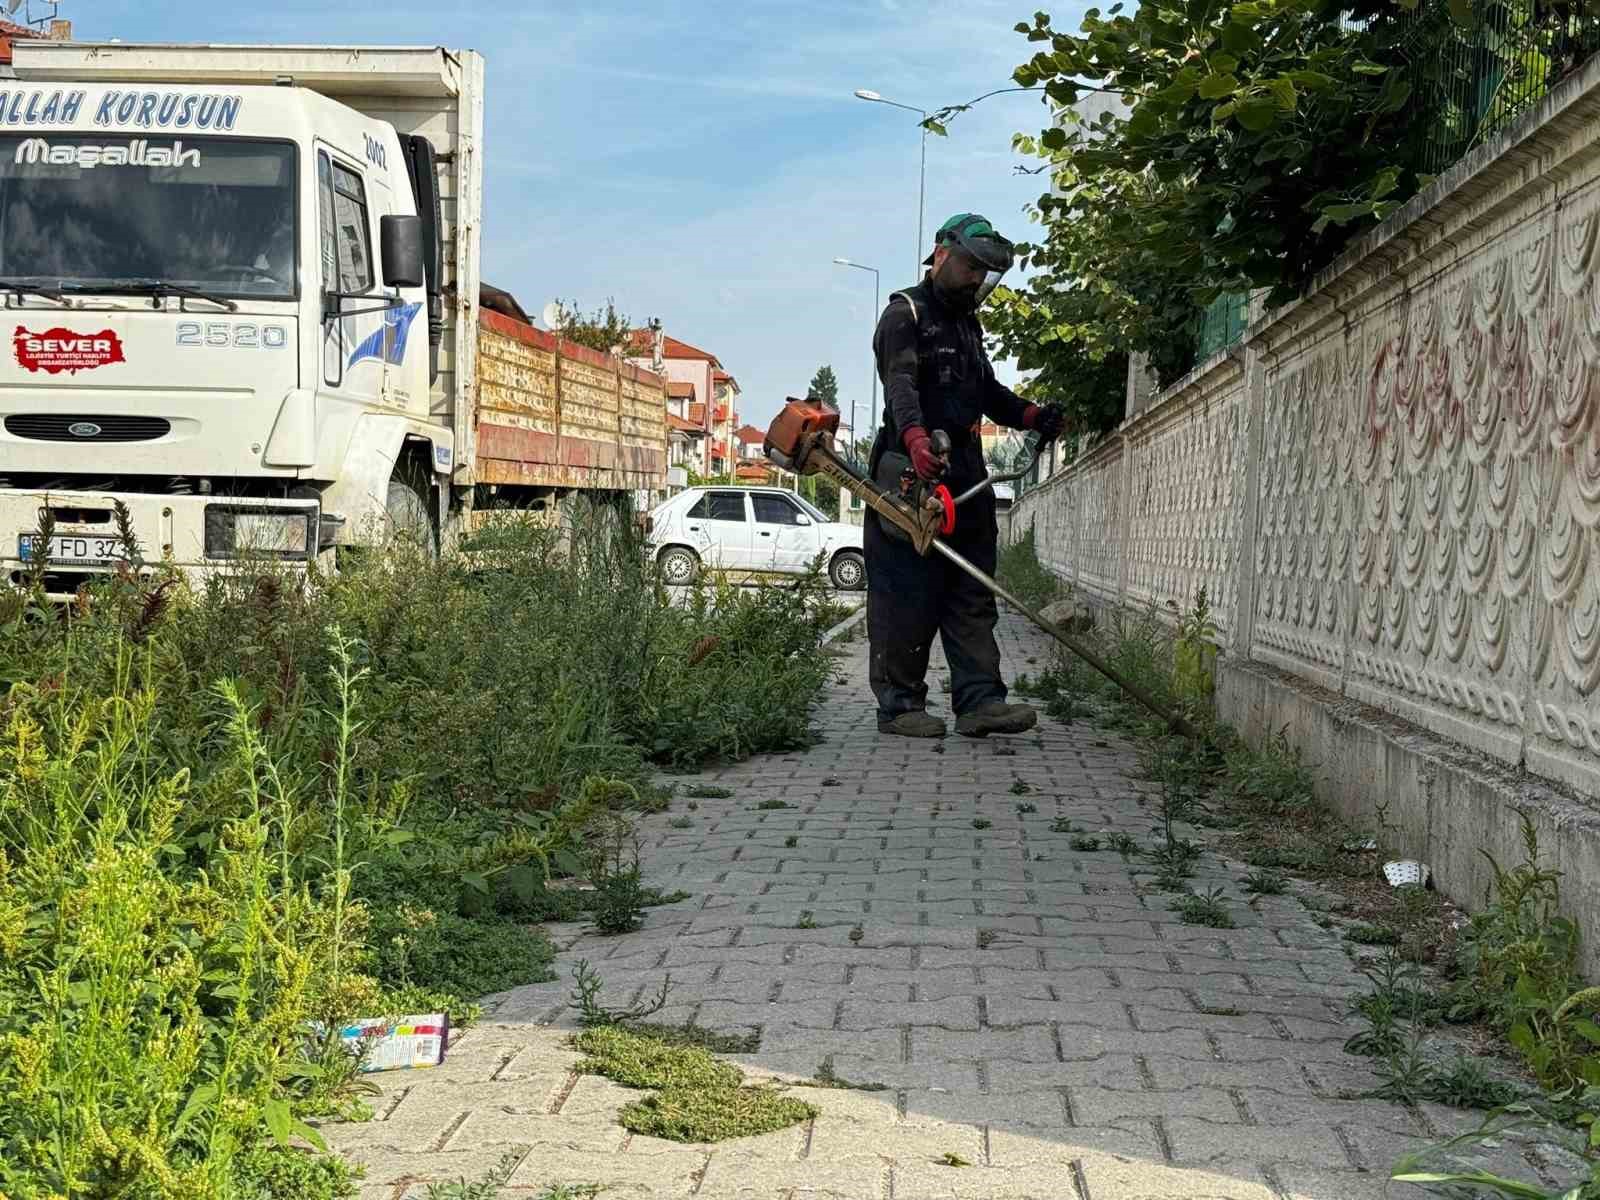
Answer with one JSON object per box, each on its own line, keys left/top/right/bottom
{"left": 18, "top": 533, "right": 126, "bottom": 565}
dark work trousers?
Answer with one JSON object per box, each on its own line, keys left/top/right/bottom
{"left": 864, "top": 493, "right": 1007, "bottom": 722}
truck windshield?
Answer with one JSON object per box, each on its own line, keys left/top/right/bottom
{"left": 0, "top": 136, "right": 296, "bottom": 300}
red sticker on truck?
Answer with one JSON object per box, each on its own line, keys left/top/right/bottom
{"left": 13, "top": 326, "right": 126, "bottom": 375}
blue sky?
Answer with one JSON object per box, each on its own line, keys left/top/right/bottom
{"left": 74, "top": 0, "right": 1079, "bottom": 433}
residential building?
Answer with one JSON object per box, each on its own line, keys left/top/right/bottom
{"left": 627, "top": 330, "right": 739, "bottom": 478}
{"left": 0, "top": 14, "right": 71, "bottom": 68}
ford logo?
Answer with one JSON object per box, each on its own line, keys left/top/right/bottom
{"left": 67, "top": 421, "right": 102, "bottom": 438}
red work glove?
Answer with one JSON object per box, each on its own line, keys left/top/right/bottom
{"left": 902, "top": 425, "right": 947, "bottom": 480}
{"left": 1022, "top": 404, "right": 1067, "bottom": 441}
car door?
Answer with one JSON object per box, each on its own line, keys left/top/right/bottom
{"left": 752, "top": 492, "right": 820, "bottom": 573}
{"left": 683, "top": 489, "right": 754, "bottom": 569}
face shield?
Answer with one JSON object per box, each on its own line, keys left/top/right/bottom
{"left": 928, "top": 224, "right": 1016, "bottom": 309}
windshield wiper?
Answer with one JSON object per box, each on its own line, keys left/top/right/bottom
{"left": 0, "top": 278, "right": 68, "bottom": 306}
{"left": 62, "top": 278, "right": 238, "bottom": 312}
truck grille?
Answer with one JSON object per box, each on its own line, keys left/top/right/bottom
{"left": 4, "top": 414, "right": 172, "bottom": 443}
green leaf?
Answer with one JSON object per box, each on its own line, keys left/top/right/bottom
{"left": 292, "top": 1118, "right": 329, "bottom": 1153}
{"left": 461, "top": 871, "right": 491, "bottom": 896}
{"left": 173, "top": 1082, "right": 217, "bottom": 1138}
{"left": 1575, "top": 1019, "right": 1600, "bottom": 1046}
{"left": 1233, "top": 98, "right": 1279, "bottom": 132}
{"left": 1266, "top": 77, "right": 1297, "bottom": 111}
{"left": 1208, "top": 53, "right": 1239, "bottom": 74}
{"left": 1351, "top": 61, "right": 1389, "bottom": 75}
{"left": 264, "top": 1098, "right": 292, "bottom": 1147}
{"left": 1041, "top": 127, "right": 1067, "bottom": 150}
{"left": 506, "top": 865, "right": 540, "bottom": 904}
{"left": 1448, "top": 0, "right": 1476, "bottom": 27}
{"left": 1198, "top": 74, "right": 1240, "bottom": 100}
{"left": 1288, "top": 70, "right": 1335, "bottom": 90}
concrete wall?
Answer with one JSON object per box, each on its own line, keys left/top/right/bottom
{"left": 1008, "top": 54, "right": 1600, "bottom": 976}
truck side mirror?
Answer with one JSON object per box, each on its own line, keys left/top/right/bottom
{"left": 380, "top": 214, "right": 426, "bottom": 289}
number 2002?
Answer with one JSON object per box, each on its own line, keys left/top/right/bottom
{"left": 176, "top": 322, "right": 289, "bottom": 349}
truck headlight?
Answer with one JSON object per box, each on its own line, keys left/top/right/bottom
{"left": 204, "top": 506, "right": 316, "bottom": 560}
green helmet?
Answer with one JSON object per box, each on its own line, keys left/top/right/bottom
{"left": 923, "top": 212, "right": 1015, "bottom": 273}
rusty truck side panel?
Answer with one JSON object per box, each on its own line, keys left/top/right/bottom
{"left": 474, "top": 309, "right": 667, "bottom": 491}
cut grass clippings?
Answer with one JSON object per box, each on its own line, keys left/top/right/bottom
{"left": 572, "top": 1025, "right": 817, "bottom": 1142}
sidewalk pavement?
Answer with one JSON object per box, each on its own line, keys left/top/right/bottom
{"left": 330, "top": 613, "right": 1546, "bottom": 1200}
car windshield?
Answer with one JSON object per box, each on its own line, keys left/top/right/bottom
{"left": 791, "top": 494, "right": 829, "bottom": 523}
{"left": 0, "top": 136, "right": 297, "bottom": 300}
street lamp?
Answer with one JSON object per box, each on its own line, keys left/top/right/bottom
{"left": 833, "top": 257, "right": 880, "bottom": 468}
{"left": 854, "top": 89, "right": 927, "bottom": 280}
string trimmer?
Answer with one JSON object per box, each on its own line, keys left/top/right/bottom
{"left": 763, "top": 400, "right": 1198, "bottom": 740}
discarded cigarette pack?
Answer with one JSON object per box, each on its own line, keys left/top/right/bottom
{"left": 338, "top": 1013, "right": 450, "bottom": 1073}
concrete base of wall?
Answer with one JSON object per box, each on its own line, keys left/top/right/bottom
{"left": 1217, "top": 656, "right": 1600, "bottom": 981}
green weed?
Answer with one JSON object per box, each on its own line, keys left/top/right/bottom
{"left": 1347, "top": 923, "right": 1402, "bottom": 946}
{"left": 1070, "top": 835, "right": 1104, "bottom": 851}
{"left": 1170, "top": 888, "right": 1235, "bottom": 929}
{"left": 1241, "top": 870, "right": 1287, "bottom": 895}
{"left": 572, "top": 1025, "right": 817, "bottom": 1142}
{"left": 995, "top": 527, "right": 1063, "bottom": 611}
{"left": 687, "top": 786, "right": 735, "bottom": 799}
{"left": 972, "top": 818, "right": 993, "bottom": 830}
{"left": 805, "top": 1061, "right": 889, "bottom": 1092}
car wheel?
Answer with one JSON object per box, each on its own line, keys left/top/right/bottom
{"left": 658, "top": 545, "right": 701, "bottom": 585}
{"left": 829, "top": 549, "right": 866, "bottom": 591}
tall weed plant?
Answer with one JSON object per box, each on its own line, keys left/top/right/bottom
{"left": 0, "top": 501, "right": 838, "bottom": 1198}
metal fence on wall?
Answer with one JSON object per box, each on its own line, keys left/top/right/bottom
{"left": 1407, "top": 0, "right": 1600, "bottom": 175}
{"left": 1184, "top": 0, "right": 1600, "bottom": 369}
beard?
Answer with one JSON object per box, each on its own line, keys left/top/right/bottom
{"left": 931, "top": 262, "right": 981, "bottom": 312}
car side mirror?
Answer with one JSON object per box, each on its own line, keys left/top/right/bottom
{"left": 381, "top": 214, "right": 426, "bottom": 288}
{"left": 795, "top": 514, "right": 813, "bottom": 526}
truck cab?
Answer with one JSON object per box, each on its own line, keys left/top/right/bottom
{"left": 0, "top": 44, "right": 472, "bottom": 594}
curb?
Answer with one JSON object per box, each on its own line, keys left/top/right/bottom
{"left": 822, "top": 602, "right": 868, "bottom": 646}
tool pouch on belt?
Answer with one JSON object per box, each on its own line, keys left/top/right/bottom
{"left": 873, "top": 449, "right": 916, "bottom": 545}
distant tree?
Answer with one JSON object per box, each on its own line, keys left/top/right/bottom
{"left": 553, "top": 297, "right": 633, "bottom": 354}
{"left": 806, "top": 365, "right": 840, "bottom": 412}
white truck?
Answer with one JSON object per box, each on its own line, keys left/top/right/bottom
{"left": 0, "top": 42, "right": 667, "bottom": 595}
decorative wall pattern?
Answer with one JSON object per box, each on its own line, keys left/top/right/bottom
{"left": 1529, "top": 184, "right": 1600, "bottom": 784}
{"left": 1008, "top": 95, "right": 1600, "bottom": 791}
{"left": 1252, "top": 345, "right": 1360, "bottom": 688}
{"left": 1122, "top": 379, "right": 1246, "bottom": 648}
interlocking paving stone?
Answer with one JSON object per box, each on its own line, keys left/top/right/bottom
{"left": 329, "top": 615, "right": 1542, "bottom": 1198}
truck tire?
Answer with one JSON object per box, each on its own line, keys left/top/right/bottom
{"left": 829, "top": 550, "right": 866, "bottom": 592}
{"left": 657, "top": 545, "right": 700, "bottom": 585}
{"left": 386, "top": 475, "right": 438, "bottom": 558}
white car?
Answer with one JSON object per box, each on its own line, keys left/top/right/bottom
{"left": 647, "top": 486, "right": 866, "bottom": 590}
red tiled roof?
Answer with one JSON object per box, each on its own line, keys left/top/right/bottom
{"left": 667, "top": 413, "right": 704, "bottom": 435}
{"left": 629, "top": 329, "right": 723, "bottom": 367}
{"left": 736, "top": 462, "right": 773, "bottom": 481}
{"left": 735, "top": 424, "right": 766, "bottom": 444}
{"left": 688, "top": 402, "right": 707, "bottom": 426}
{"left": 666, "top": 381, "right": 696, "bottom": 399}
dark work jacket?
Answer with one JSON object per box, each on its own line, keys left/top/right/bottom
{"left": 870, "top": 275, "right": 1031, "bottom": 493}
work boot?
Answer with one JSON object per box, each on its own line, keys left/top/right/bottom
{"left": 878, "top": 711, "right": 948, "bottom": 738}
{"left": 956, "top": 702, "right": 1038, "bottom": 738}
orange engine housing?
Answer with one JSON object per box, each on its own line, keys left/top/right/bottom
{"left": 764, "top": 400, "right": 840, "bottom": 457}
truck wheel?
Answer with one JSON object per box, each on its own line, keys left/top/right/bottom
{"left": 830, "top": 550, "right": 866, "bottom": 592}
{"left": 657, "top": 546, "right": 700, "bottom": 585}
{"left": 386, "top": 475, "right": 438, "bottom": 558}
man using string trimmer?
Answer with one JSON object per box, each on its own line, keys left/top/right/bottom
{"left": 865, "top": 213, "right": 1067, "bottom": 739}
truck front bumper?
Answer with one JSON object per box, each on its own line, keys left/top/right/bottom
{"left": 1, "top": 489, "right": 321, "bottom": 599}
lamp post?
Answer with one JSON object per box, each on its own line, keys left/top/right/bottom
{"left": 854, "top": 89, "right": 926, "bottom": 280}
{"left": 833, "top": 257, "right": 880, "bottom": 468}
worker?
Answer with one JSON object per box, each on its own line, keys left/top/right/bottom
{"left": 866, "top": 213, "right": 1067, "bottom": 738}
